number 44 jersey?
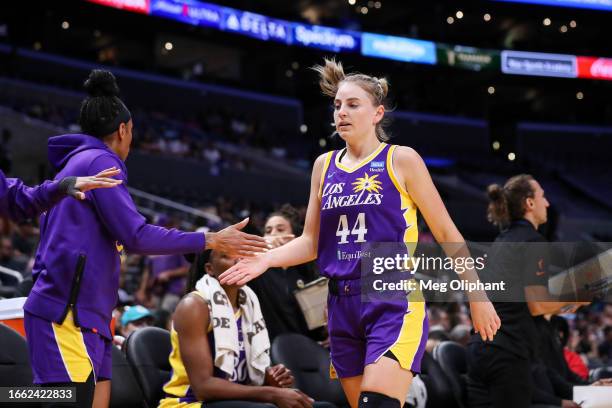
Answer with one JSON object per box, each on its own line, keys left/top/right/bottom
{"left": 317, "top": 143, "right": 419, "bottom": 280}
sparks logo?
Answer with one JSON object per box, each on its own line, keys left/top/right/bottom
{"left": 352, "top": 173, "right": 383, "bottom": 194}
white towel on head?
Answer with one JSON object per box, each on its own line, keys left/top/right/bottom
{"left": 195, "top": 274, "right": 270, "bottom": 385}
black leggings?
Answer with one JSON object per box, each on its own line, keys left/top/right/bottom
{"left": 466, "top": 343, "right": 533, "bottom": 408}
{"left": 41, "top": 373, "right": 95, "bottom": 408}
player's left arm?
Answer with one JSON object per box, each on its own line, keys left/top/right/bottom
{"left": 392, "top": 146, "right": 462, "bottom": 243}
{"left": 393, "top": 146, "right": 501, "bottom": 341}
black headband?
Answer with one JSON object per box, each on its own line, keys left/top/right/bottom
{"left": 95, "top": 98, "right": 132, "bottom": 137}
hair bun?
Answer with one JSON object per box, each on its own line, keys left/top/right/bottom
{"left": 83, "top": 69, "right": 120, "bottom": 98}
{"left": 487, "top": 184, "right": 504, "bottom": 201}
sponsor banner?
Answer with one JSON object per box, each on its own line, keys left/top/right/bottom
{"left": 437, "top": 44, "right": 500, "bottom": 71}
{"left": 292, "top": 24, "right": 360, "bottom": 52}
{"left": 362, "top": 33, "right": 436, "bottom": 65}
{"left": 577, "top": 56, "right": 612, "bottom": 80}
{"left": 501, "top": 50, "right": 577, "bottom": 78}
{"left": 150, "top": 0, "right": 222, "bottom": 28}
{"left": 88, "top": 0, "right": 150, "bottom": 14}
{"left": 494, "top": 0, "right": 612, "bottom": 12}
{"left": 221, "top": 8, "right": 292, "bottom": 44}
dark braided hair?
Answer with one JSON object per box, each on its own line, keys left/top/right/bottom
{"left": 78, "top": 69, "right": 131, "bottom": 138}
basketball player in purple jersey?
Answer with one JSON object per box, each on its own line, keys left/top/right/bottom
{"left": 220, "top": 59, "right": 501, "bottom": 408}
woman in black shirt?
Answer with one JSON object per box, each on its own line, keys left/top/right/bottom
{"left": 248, "top": 205, "right": 324, "bottom": 343}
{"left": 467, "top": 174, "right": 586, "bottom": 408}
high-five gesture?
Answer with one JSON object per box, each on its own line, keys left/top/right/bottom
{"left": 206, "top": 218, "right": 268, "bottom": 258}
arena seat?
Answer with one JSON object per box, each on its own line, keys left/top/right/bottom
{"left": 271, "top": 333, "right": 347, "bottom": 407}
{"left": 0, "top": 323, "right": 40, "bottom": 407}
{"left": 110, "top": 346, "right": 146, "bottom": 408}
{"left": 125, "top": 327, "right": 172, "bottom": 408}
{"left": 432, "top": 341, "right": 468, "bottom": 408}
{"left": 417, "top": 351, "right": 459, "bottom": 408}
{"left": 589, "top": 366, "right": 612, "bottom": 382}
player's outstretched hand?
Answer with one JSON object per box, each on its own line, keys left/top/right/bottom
{"left": 64, "top": 167, "right": 123, "bottom": 200}
{"left": 219, "top": 254, "right": 270, "bottom": 286}
{"left": 470, "top": 300, "right": 501, "bottom": 342}
{"left": 206, "top": 218, "right": 268, "bottom": 259}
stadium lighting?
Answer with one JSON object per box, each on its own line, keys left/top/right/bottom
{"left": 560, "top": 25, "right": 568, "bottom": 33}
{"left": 348, "top": 0, "right": 356, "bottom": 5}
{"left": 543, "top": 18, "right": 551, "bottom": 26}
{"left": 570, "top": 20, "right": 577, "bottom": 28}
{"left": 61, "top": 21, "right": 70, "bottom": 30}
{"left": 374, "top": 1, "right": 382, "bottom": 9}
{"left": 576, "top": 91, "right": 584, "bottom": 100}
{"left": 456, "top": 11, "right": 464, "bottom": 19}
{"left": 361, "top": 7, "right": 369, "bottom": 14}
{"left": 488, "top": 86, "right": 496, "bottom": 95}
{"left": 447, "top": 16, "right": 455, "bottom": 24}
{"left": 300, "top": 124, "right": 308, "bottom": 134}
{"left": 319, "top": 138, "right": 327, "bottom": 147}
{"left": 164, "top": 41, "right": 173, "bottom": 51}
{"left": 492, "top": 141, "right": 501, "bottom": 150}
{"left": 484, "top": 13, "right": 492, "bottom": 22}
{"left": 508, "top": 152, "right": 516, "bottom": 161}
{"left": 291, "top": 61, "right": 299, "bottom": 70}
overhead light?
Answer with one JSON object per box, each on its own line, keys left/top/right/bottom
{"left": 348, "top": 0, "right": 356, "bottom": 4}
{"left": 368, "top": 1, "right": 374, "bottom": 7}
{"left": 569, "top": 20, "right": 577, "bottom": 28}
{"left": 164, "top": 41, "right": 173, "bottom": 51}
{"left": 488, "top": 86, "right": 496, "bottom": 95}
{"left": 300, "top": 124, "right": 308, "bottom": 134}
{"left": 319, "top": 138, "right": 327, "bottom": 148}
{"left": 447, "top": 16, "right": 455, "bottom": 24}
{"left": 484, "top": 13, "right": 492, "bottom": 22}
{"left": 560, "top": 25, "right": 568, "bottom": 33}
{"left": 291, "top": 61, "right": 299, "bottom": 70}
{"left": 492, "top": 141, "right": 501, "bottom": 151}
{"left": 576, "top": 91, "right": 584, "bottom": 100}
{"left": 33, "top": 42, "right": 42, "bottom": 50}
{"left": 543, "top": 18, "right": 551, "bottom": 26}
{"left": 361, "top": 6, "right": 369, "bottom": 14}
{"left": 374, "top": 1, "right": 382, "bottom": 8}
{"left": 508, "top": 152, "right": 516, "bottom": 161}
{"left": 456, "top": 11, "right": 464, "bottom": 19}
{"left": 286, "top": 69, "right": 293, "bottom": 78}
{"left": 61, "top": 21, "right": 70, "bottom": 30}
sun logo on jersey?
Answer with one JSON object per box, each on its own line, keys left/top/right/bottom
{"left": 352, "top": 173, "right": 383, "bottom": 194}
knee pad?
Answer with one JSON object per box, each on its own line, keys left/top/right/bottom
{"left": 358, "top": 391, "right": 401, "bottom": 408}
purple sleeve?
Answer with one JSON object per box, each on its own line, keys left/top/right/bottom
{"left": 87, "top": 155, "right": 205, "bottom": 255}
{"left": 0, "top": 170, "right": 65, "bottom": 221}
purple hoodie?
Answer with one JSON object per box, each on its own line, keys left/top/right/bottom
{"left": 0, "top": 171, "right": 65, "bottom": 221}
{"left": 24, "top": 134, "right": 205, "bottom": 339}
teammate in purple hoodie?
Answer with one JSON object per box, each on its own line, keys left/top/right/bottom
{"left": 23, "top": 70, "right": 268, "bottom": 407}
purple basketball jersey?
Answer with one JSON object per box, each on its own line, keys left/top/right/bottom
{"left": 317, "top": 143, "right": 419, "bottom": 280}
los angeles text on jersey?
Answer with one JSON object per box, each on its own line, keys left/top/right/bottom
{"left": 321, "top": 182, "right": 383, "bottom": 210}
